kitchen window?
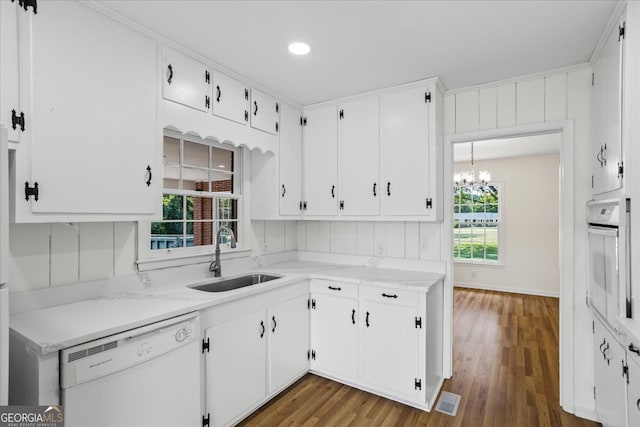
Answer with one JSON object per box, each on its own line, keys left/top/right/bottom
{"left": 150, "top": 133, "right": 241, "bottom": 254}
{"left": 453, "top": 184, "right": 501, "bottom": 264}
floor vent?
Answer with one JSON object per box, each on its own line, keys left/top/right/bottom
{"left": 435, "top": 391, "right": 461, "bottom": 417}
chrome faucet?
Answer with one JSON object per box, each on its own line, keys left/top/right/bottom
{"left": 209, "top": 226, "right": 237, "bottom": 277}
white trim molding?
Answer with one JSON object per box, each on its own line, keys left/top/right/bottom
{"left": 454, "top": 281, "right": 560, "bottom": 298}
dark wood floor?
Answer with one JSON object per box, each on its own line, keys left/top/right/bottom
{"left": 239, "top": 288, "right": 598, "bottom": 427}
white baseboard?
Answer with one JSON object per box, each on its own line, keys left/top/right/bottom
{"left": 454, "top": 281, "right": 560, "bottom": 298}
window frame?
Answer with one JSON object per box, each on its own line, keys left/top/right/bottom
{"left": 453, "top": 181, "right": 504, "bottom": 266}
{"left": 137, "top": 130, "right": 249, "bottom": 270}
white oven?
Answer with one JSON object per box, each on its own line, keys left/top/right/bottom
{"left": 587, "top": 198, "right": 631, "bottom": 331}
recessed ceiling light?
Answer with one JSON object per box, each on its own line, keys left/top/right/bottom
{"left": 288, "top": 42, "right": 311, "bottom": 56}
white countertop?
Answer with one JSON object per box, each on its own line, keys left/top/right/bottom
{"left": 10, "top": 260, "right": 445, "bottom": 355}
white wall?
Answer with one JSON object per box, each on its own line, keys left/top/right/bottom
{"left": 9, "top": 222, "right": 136, "bottom": 292}
{"left": 446, "top": 66, "right": 593, "bottom": 416}
{"left": 454, "top": 154, "right": 560, "bottom": 296}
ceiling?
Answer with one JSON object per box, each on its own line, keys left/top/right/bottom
{"left": 453, "top": 133, "right": 561, "bottom": 162}
{"left": 101, "top": 1, "right": 617, "bottom": 106}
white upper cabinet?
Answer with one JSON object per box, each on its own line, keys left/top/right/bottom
{"left": 163, "top": 47, "right": 211, "bottom": 113}
{"left": 381, "top": 85, "right": 440, "bottom": 219}
{"left": 592, "top": 12, "right": 625, "bottom": 196}
{"left": 13, "top": 0, "right": 158, "bottom": 221}
{"left": 250, "top": 88, "right": 279, "bottom": 135}
{"left": 212, "top": 71, "right": 249, "bottom": 125}
{"left": 302, "top": 105, "right": 338, "bottom": 216}
{"left": 279, "top": 104, "right": 303, "bottom": 216}
{"left": 337, "top": 97, "right": 380, "bottom": 216}
{"left": 0, "top": 1, "right": 20, "bottom": 143}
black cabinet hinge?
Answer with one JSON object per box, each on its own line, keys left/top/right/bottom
{"left": 592, "top": 320, "right": 595, "bottom": 334}
{"left": 202, "top": 338, "right": 210, "bottom": 353}
{"left": 619, "top": 22, "right": 625, "bottom": 41}
{"left": 24, "top": 182, "right": 38, "bottom": 202}
{"left": 275, "top": 103, "right": 279, "bottom": 114}
{"left": 618, "top": 162, "right": 624, "bottom": 179}
{"left": 426, "top": 198, "right": 433, "bottom": 209}
{"left": 11, "top": 109, "right": 25, "bottom": 132}
{"left": 425, "top": 92, "right": 431, "bottom": 103}
{"left": 303, "top": 201, "right": 308, "bottom": 210}
{"left": 623, "top": 360, "right": 629, "bottom": 384}
{"left": 275, "top": 122, "right": 279, "bottom": 133}
{"left": 245, "top": 88, "right": 249, "bottom": 100}
{"left": 301, "top": 116, "right": 308, "bottom": 126}
{"left": 593, "top": 386, "right": 596, "bottom": 400}
{"left": 339, "top": 201, "right": 344, "bottom": 210}
{"left": 244, "top": 111, "right": 249, "bottom": 122}
{"left": 414, "top": 378, "right": 422, "bottom": 390}
{"left": 311, "top": 350, "right": 316, "bottom": 360}
{"left": 308, "top": 298, "right": 316, "bottom": 309}
{"left": 205, "top": 70, "right": 210, "bottom": 84}
{"left": 12, "top": 0, "right": 37, "bottom": 14}
{"left": 202, "top": 413, "right": 210, "bottom": 427}
{"left": 415, "top": 317, "right": 422, "bottom": 329}
{"left": 592, "top": 72, "right": 595, "bottom": 87}
{"left": 205, "top": 95, "right": 210, "bottom": 109}
{"left": 591, "top": 175, "right": 594, "bottom": 189}
{"left": 339, "top": 109, "right": 344, "bottom": 120}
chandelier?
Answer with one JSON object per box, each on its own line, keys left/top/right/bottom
{"left": 454, "top": 142, "right": 491, "bottom": 187}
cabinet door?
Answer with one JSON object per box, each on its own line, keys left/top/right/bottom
{"left": 0, "top": 1, "right": 20, "bottom": 143}
{"left": 303, "top": 106, "right": 338, "bottom": 216}
{"left": 250, "top": 89, "right": 279, "bottom": 135}
{"left": 310, "top": 293, "right": 358, "bottom": 379}
{"left": 279, "top": 104, "right": 303, "bottom": 216}
{"left": 360, "top": 301, "right": 419, "bottom": 398}
{"left": 163, "top": 48, "right": 211, "bottom": 113}
{"left": 628, "top": 358, "right": 640, "bottom": 427}
{"left": 338, "top": 97, "right": 380, "bottom": 216}
{"left": 212, "top": 71, "right": 249, "bottom": 125}
{"left": 269, "top": 295, "right": 310, "bottom": 392}
{"left": 381, "top": 86, "right": 433, "bottom": 216}
{"left": 205, "top": 311, "right": 267, "bottom": 427}
{"left": 17, "top": 0, "right": 157, "bottom": 217}
{"left": 593, "top": 14, "right": 624, "bottom": 195}
{"left": 593, "top": 318, "right": 626, "bottom": 427}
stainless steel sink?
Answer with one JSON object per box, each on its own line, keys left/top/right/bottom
{"left": 189, "top": 274, "right": 283, "bottom": 292}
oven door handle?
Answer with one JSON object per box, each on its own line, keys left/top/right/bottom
{"left": 587, "top": 226, "right": 619, "bottom": 238}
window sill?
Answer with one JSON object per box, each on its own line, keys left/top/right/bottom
{"left": 137, "top": 248, "right": 253, "bottom": 272}
{"left": 454, "top": 259, "right": 504, "bottom": 267}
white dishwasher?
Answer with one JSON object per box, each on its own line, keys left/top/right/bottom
{"left": 60, "top": 312, "right": 201, "bottom": 427}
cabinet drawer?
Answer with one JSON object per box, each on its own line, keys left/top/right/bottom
{"left": 359, "top": 286, "right": 418, "bottom": 308}
{"left": 310, "top": 279, "right": 358, "bottom": 298}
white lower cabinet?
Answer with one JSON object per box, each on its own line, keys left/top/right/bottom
{"left": 310, "top": 289, "right": 359, "bottom": 380}
{"left": 593, "top": 317, "right": 627, "bottom": 427}
{"left": 309, "top": 279, "right": 443, "bottom": 410}
{"left": 359, "top": 293, "right": 420, "bottom": 399}
{"left": 203, "top": 286, "right": 310, "bottom": 427}
{"left": 628, "top": 356, "right": 640, "bottom": 427}
{"left": 205, "top": 310, "right": 267, "bottom": 427}
{"left": 269, "top": 295, "right": 310, "bottom": 393}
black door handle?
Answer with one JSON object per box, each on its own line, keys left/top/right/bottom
{"left": 365, "top": 311, "right": 370, "bottom": 328}
{"left": 254, "top": 101, "right": 258, "bottom": 116}
{"left": 281, "top": 184, "right": 286, "bottom": 197}
{"left": 382, "top": 293, "right": 398, "bottom": 299}
{"left": 600, "top": 338, "right": 606, "bottom": 354}
{"left": 352, "top": 309, "right": 356, "bottom": 325}
{"left": 387, "top": 182, "right": 391, "bottom": 196}
{"left": 167, "top": 64, "right": 173, "bottom": 84}
{"left": 630, "top": 343, "right": 640, "bottom": 355}
{"left": 146, "top": 166, "right": 152, "bottom": 187}
{"left": 260, "top": 320, "right": 265, "bottom": 338}
{"left": 373, "top": 182, "right": 377, "bottom": 197}
{"left": 328, "top": 286, "right": 341, "bottom": 291}
{"left": 216, "top": 85, "right": 221, "bottom": 102}
{"left": 331, "top": 185, "right": 335, "bottom": 198}
{"left": 272, "top": 316, "right": 277, "bottom": 333}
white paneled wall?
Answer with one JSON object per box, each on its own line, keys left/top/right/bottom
{"left": 9, "top": 222, "right": 137, "bottom": 292}
{"left": 445, "top": 73, "right": 574, "bottom": 135}
{"left": 253, "top": 220, "right": 442, "bottom": 261}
